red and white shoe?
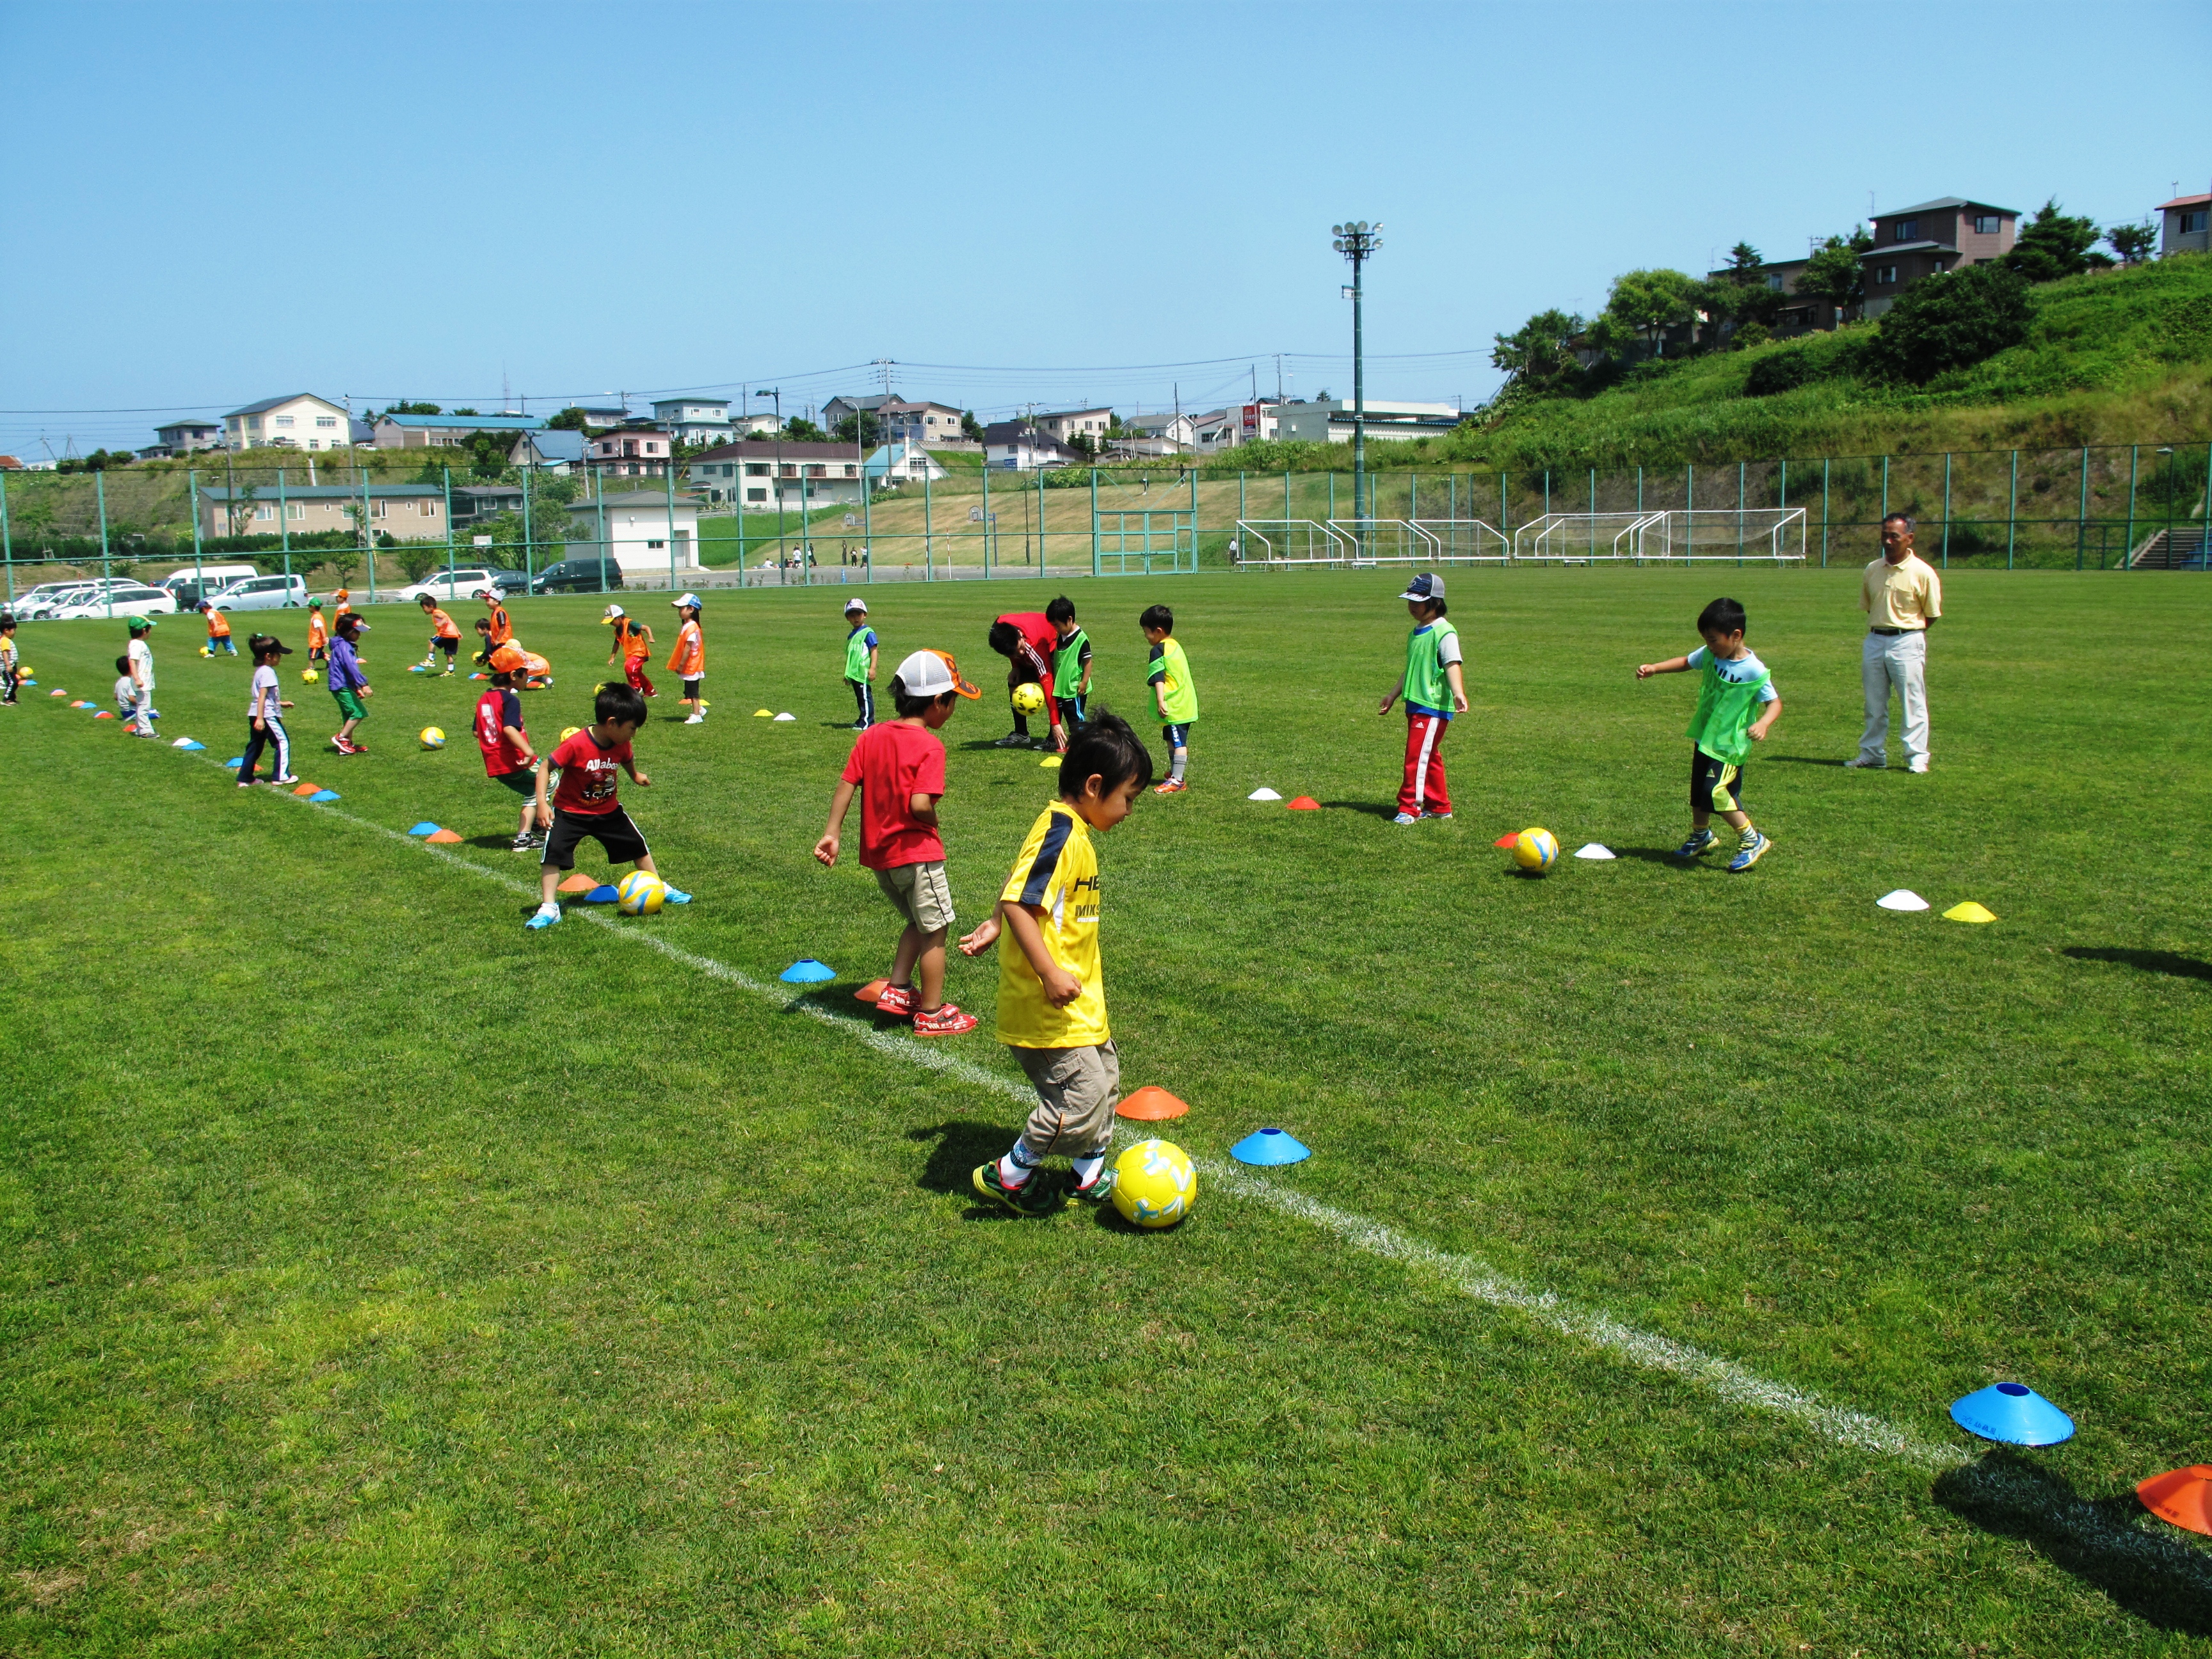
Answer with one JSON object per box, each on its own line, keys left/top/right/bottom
{"left": 874, "top": 983, "right": 917, "bottom": 1017}
{"left": 1153, "top": 778, "right": 1187, "bottom": 794}
{"left": 913, "top": 1003, "right": 979, "bottom": 1036}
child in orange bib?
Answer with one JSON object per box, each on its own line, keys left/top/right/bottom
{"left": 668, "top": 593, "right": 705, "bottom": 723}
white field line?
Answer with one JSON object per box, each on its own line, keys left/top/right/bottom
{"left": 181, "top": 758, "right": 2212, "bottom": 1583}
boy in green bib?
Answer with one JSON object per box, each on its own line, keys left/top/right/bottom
{"left": 1046, "top": 594, "right": 1092, "bottom": 733}
{"left": 1140, "top": 602, "right": 1196, "bottom": 793}
{"left": 842, "top": 599, "right": 879, "bottom": 729}
{"left": 1636, "top": 597, "right": 1783, "bottom": 872}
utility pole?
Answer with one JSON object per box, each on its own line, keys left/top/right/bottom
{"left": 1332, "top": 219, "right": 1383, "bottom": 529}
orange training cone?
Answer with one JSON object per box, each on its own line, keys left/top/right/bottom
{"left": 426, "top": 828, "right": 463, "bottom": 844}
{"left": 557, "top": 872, "right": 598, "bottom": 894}
{"left": 2138, "top": 1466, "right": 2212, "bottom": 1535}
{"left": 1117, "top": 1086, "right": 1189, "bottom": 1121}
{"left": 292, "top": 782, "right": 321, "bottom": 797}
{"left": 1286, "top": 796, "right": 1320, "bottom": 811}
{"left": 854, "top": 979, "right": 888, "bottom": 1004}
{"left": 1493, "top": 833, "right": 1519, "bottom": 848}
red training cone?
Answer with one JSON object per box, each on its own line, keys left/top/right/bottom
{"left": 1494, "top": 834, "right": 1519, "bottom": 848}
{"left": 557, "top": 872, "right": 598, "bottom": 894}
{"left": 1286, "top": 796, "right": 1320, "bottom": 810}
{"left": 2138, "top": 1466, "right": 2212, "bottom": 1536}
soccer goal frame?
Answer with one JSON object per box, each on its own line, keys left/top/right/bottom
{"left": 1510, "top": 508, "right": 1807, "bottom": 566}
{"left": 1234, "top": 517, "right": 1511, "bottom": 569}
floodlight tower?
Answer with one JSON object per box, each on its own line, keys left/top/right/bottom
{"left": 1331, "top": 220, "right": 1382, "bottom": 528}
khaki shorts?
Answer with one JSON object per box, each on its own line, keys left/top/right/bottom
{"left": 874, "top": 860, "right": 954, "bottom": 934}
{"left": 1012, "top": 1039, "right": 1120, "bottom": 1162}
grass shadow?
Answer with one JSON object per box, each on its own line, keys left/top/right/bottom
{"left": 1764, "top": 754, "right": 1850, "bottom": 768}
{"left": 1609, "top": 846, "right": 1701, "bottom": 868}
{"left": 463, "top": 834, "right": 517, "bottom": 850}
{"left": 1933, "top": 1452, "right": 2212, "bottom": 1633}
{"left": 2063, "top": 947, "right": 2212, "bottom": 982}
{"left": 1318, "top": 800, "right": 1401, "bottom": 818}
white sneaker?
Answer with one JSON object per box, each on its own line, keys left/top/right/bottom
{"left": 526, "top": 901, "right": 561, "bottom": 931}
{"left": 1844, "top": 756, "right": 1884, "bottom": 769}
{"left": 684, "top": 713, "right": 705, "bottom": 725}
{"left": 1907, "top": 758, "right": 1930, "bottom": 774}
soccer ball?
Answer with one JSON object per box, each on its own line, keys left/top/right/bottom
{"left": 1011, "top": 682, "right": 1046, "bottom": 716}
{"left": 559, "top": 726, "right": 581, "bottom": 741}
{"left": 199, "top": 646, "right": 212, "bottom": 658}
{"left": 419, "top": 726, "right": 446, "bottom": 749}
{"left": 301, "top": 669, "right": 319, "bottom": 684}
{"left": 1512, "top": 827, "right": 1559, "bottom": 873}
{"left": 616, "top": 870, "right": 666, "bottom": 915}
{"left": 1110, "top": 1138, "right": 1197, "bottom": 1230}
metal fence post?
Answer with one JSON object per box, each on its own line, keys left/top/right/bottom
{"left": 278, "top": 468, "right": 292, "bottom": 582}
{"left": 1037, "top": 458, "right": 1046, "bottom": 577}
{"left": 2006, "top": 449, "right": 2018, "bottom": 569}
{"left": 2126, "top": 444, "right": 2139, "bottom": 566}
{"left": 1941, "top": 452, "right": 1952, "bottom": 568}
{"left": 595, "top": 467, "right": 608, "bottom": 595}
{"left": 97, "top": 469, "right": 113, "bottom": 618}
{"left": 521, "top": 463, "right": 534, "bottom": 588}
{"left": 1683, "top": 465, "right": 1692, "bottom": 559}
{"left": 1880, "top": 453, "right": 1889, "bottom": 522}
{"left": 360, "top": 465, "right": 376, "bottom": 603}
{"left": 190, "top": 469, "right": 204, "bottom": 598}
{"left": 665, "top": 464, "right": 678, "bottom": 592}
{"left": 2202, "top": 441, "right": 2212, "bottom": 573}
{"left": 982, "top": 463, "right": 991, "bottom": 579}
{"left": 924, "top": 469, "right": 933, "bottom": 582}
{"left": 862, "top": 453, "right": 873, "bottom": 585}
{"left": 2076, "top": 445, "right": 2089, "bottom": 570}
{"left": 0, "top": 469, "right": 13, "bottom": 607}
{"left": 1188, "top": 465, "right": 1199, "bottom": 572}
{"left": 1736, "top": 460, "right": 1745, "bottom": 566}
{"left": 442, "top": 467, "right": 456, "bottom": 591}
{"left": 1820, "top": 459, "right": 1829, "bottom": 567}
{"left": 1089, "top": 468, "right": 1099, "bottom": 577}
{"left": 1587, "top": 467, "right": 1595, "bottom": 559}
{"left": 1237, "top": 469, "right": 1246, "bottom": 563}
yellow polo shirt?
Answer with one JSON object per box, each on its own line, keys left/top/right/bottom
{"left": 995, "top": 802, "right": 1108, "bottom": 1049}
{"left": 1862, "top": 553, "right": 1942, "bottom": 630}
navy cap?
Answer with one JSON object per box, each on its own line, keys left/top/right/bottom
{"left": 1397, "top": 572, "right": 1446, "bottom": 603}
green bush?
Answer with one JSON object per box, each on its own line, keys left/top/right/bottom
{"left": 1745, "top": 348, "right": 1819, "bottom": 396}
{"left": 1870, "top": 264, "right": 2032, "bottom": 384}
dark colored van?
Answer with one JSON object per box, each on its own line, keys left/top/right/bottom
{"left": 530, "top": 558, "right": 626, "bottom": 595}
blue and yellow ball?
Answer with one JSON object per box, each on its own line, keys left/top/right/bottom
{"left": 616, "top": 870, "right": 666, "bottom": 915}
{"left": 419, "top": 725, "right": 445, "bottom": 749}
{"left": 1512, "top": 827, "right": 1559, "bottom": 873}
{"left": 1110, "top": 1138, "right": 1196, "bottom": 1229}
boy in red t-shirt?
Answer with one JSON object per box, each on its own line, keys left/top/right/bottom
{"left": 474, "top": 664, "right": 542, "bottom": 851}
{"left": 813, "top": 649, "right": 982, "bottom": 1034}
{"left": 526, "top": 681, "right": 692, "bottom": 930}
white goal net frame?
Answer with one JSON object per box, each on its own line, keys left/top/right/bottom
{"left": 1235, "top": 517, "right": 1510, "bottom": 568}
{"left": 1510, "top": 508, "right": 1807, "bottom": 565}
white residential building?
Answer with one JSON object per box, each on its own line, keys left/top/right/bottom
{"left": 223, "top": 393, "right": 353, "bottom": 452}
{"left": 982, "top": 421, "right": 1078, "bottom": 471}
{"left": 564, "top": 490, "right": 703, "bottom": 573}
{"left": 684, "top": 440, "right": 870, "bottom": 509}
{"left": 1032, "top": 406, "right": 1112, "bottom": 447}
{"left": 1269, "top": 398, "right": 1462, "bottom": 444}
{"left": 650, "top": 397, "right": 737, "bottom": 445}
{"left": 2160, "top": 191, "right": 2211, "bottom": 258}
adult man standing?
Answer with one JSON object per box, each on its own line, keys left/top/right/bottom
{"left": 1849, "top": 512, "right": 1942, "bottom": 773}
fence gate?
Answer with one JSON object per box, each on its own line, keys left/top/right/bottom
{"left": 1093, "top": 509, "right": 1196, "bottom": 575}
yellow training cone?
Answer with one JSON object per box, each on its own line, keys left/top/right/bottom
{"left": 1943, "top": 901, "right": 1998, "bottom": 924}
{"left": 1040, "top": 755, "right": 1062, "bottom": 769}
{"left": 755, "top": 708, "right": 773, "bottom": 717}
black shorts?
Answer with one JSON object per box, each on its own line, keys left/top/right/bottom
{"left": 1055, "top": 696, "right": 1084, "bottom": 728}
{"left": 490, "top": 768, "right": 535, "bottom": 797}
{"left": 435, "top": 636, "right": 457, "bottom": 657}
{"left": 1690, "top": 748, "right": 1745, "bottom": 815}
{"left": 542, "top": 805, "right": 650, "bottom": 870}
{"left": 682, "top": 677, "right": 702, "bottom": 700}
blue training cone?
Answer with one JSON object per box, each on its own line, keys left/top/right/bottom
{"left": 408, "top": 822, "right": 442, "bottom": 837}
{"left": 309, "top": 789, "right": 341, "bottom": 803}
{"left": 1231, "top": 1128, "right": 1311, "bottom": 1166}
{"left": 781, "top": 958, "right": 836, "bottom": 984}
{"left": 1950, "top": 1382, "right": 2074, "bottom": 1447}
{"left": 224, "top": 757, "right": 244, "bottom": 767}
{"left": 179, "top": 741, "right": 205, "bottom": 751}
{"left": 585, "top": 885, "right": 620, "bottom": 903}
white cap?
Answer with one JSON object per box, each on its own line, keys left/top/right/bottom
{"left": 892, "top": 649, "right": 981, "bottom": 700}
{"left": 672, "top": 592, "right": 701, "bottom": 609}
{"left": 602, "top": 604, "right": 625, "bottom": 620}
{"left": 844, "top": 598, "right": 867, "bottom": 614}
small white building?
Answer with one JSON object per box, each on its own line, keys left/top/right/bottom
{"left": 587, "top": 429, "right": 675, "bottom": 477}
{"left": 1032, "top": 406, "right": 1112, "bottom": 447}
{"left": 983, "top": 422, "right": 1079, "bottom": 471}
{"left": 1270, "top": 398, "right": 1462, "bottom": 444}
{"left": 223, "top": 393, "right": 353, "bottom": 452}
{"left": 1121, "top": 410, "right": 1196, "bottom": 451}
{"left": 374, "top": 412, "right": 546, "bottom": 449}
{"left": 684, "top": 441, "right": 869, "bottom": 509}
{"left": 154, "top": 418, "right": 223, "bottom": 454}
{"left": 879, "top": 400, "right": 966, "bottom": 446}
{"left": 565, "top": 490, "right": 703, "bottom": 573}
{"left": 2160, "top": 191, "right": 2210, "bottom": 258}
{"left": 863, "top": 442, "right": 950, "bottom": 486}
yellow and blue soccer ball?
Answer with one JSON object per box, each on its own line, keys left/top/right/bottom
{"left": 1011, "top": 682, "right": 1046, "bottom": 716}
{"left": 419, "top": 725, "right": 445, "bottom": 749}
{"left": 1512, "top": 827, "right": 1559, "bottom": 873}
{"left": 616, "top": 870, "right": 666, "bottom": 915}
{"left": 1111, "top": 1138, "right": 1196, "bottom": 1229}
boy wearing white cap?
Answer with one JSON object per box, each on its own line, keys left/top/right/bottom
{"left": 813, "top": 649, "right": 982, "bottom": 1036}
{"left": 1377, "top": 572, "right": 1467, "bottom": 824}
{"left": 842, "top": 599, "right": 879, "bottom": 729}
{"left": 602, "top": 604, "right": 657, "bottom": 698}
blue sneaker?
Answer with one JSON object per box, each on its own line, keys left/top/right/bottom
{"left": 1673, "top": 828, "right": 1717, "bottom": 858}
{"left": 1727, "top": 831, "right": 1772, "bottom": 872}
{"left": 1391, "top": 812, "right": 1420, "bottom": 826}
{"left": 526, "top": 902, "right": 561, "bottom": 930}
{"left": 661, "top": 887, "right": 692, "bottom": 904}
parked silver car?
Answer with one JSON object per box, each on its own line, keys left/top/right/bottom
{"left": 207, "top": 573, "right": 309, "bottom": 611}
{"left": 53, "top": 584, "right": 179, "bottom": 620}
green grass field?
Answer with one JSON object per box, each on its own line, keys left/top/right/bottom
{"left": 4, "top": 568, "right": 2209, "bottom": 1655}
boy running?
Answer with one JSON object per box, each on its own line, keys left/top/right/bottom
{"left": 474, "top": 661, "right": 541, "bottom": 850}
{"left": 986, "top": 611, "right": 1062, "bottom": 751}
{"left": 603, "top": 604, "right": 656, "bottom": 697}
{"left": 668, "top": 593, "right": 705, "bottom": 723}
{"left": 305, "top": 600, "right": 328, "bottom": 673}
{"left": 813, "top": 649, "right": 983, "bottom": 1035}
{"left": 125, "top": 616, "right": 158, "bottom": 736}
{"left": 0, "top": 614, "right": 17, "bottom": 705}
{"left": 200, "top": 600, "right": 237, "bottom": 655}
{"left": 1636, "top": 597, "right": 1782, "bottom": 872}
{"left": 1378, "top": 572, "right": 1467, "bottom": 824}
{"left": 527, "top": 682, "right": 691, "bottom": 929}
{"left": 842, "top": 599, "right": 879, "bottom": 729}
{"left": 236, "top": 633, "right": 298, "bottom": 786}
{"left": 960, "top": 710, "right": 1154, "bottom": 1214}
{"left": 418, "top": 594, "right": 461, "bottom": 675}
{"left": 1140, "top": 603, "right": 1196, "bottom": 793}
{"left": 327, "top": 611, "right": 373, "bottom": 753}
{"left": 1047, "top": 594, "right": 1091, "bottom": 733}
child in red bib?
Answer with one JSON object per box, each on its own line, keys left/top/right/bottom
{"left": 526, "top": 682, "right": 691, "bottom": 929}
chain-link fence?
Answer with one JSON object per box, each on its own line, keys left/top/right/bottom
{"left": 3, "top": 440, "right": 2206, "bottom": 617}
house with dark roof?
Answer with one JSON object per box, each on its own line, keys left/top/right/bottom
{"left": 223, "top": 394, "right": 352, "bottom": 453}
{"left": 373, "top": 412, "right": 546, "bottom": 449}
{"left": 198, "top": 483, "right": 447, "bottom": 541}
{"left": 983, "top": 421, "right": 1080, "bottom": 471}
{"left": 154, "top": 418, "right": 223, "bottom": 454}
{"left": 822, "top": 393, "right": 895, "bottom": 431}
{"left": 509, "top": 429, "right": 588, "bottom": 472}
{"left": 2159, "top": 191, "right": 2210, "bottom": 259}
{"left": 1861, "top": 198, "right": 2019, "bottom": 317}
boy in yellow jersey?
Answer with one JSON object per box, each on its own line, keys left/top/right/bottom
{"left": 960, "top": 710, "right": 1154, "bottom": 1214}
{"left": 1140, "top": 602, "right": 1196, "bottom": 792}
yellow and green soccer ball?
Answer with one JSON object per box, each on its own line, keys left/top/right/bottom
{"left": 1111, "top": 1138, "right": 1196, "bottom": 1229}
{"left": 301, "top": 668, "right": 319, "bottom": 684}
{"left": 616, "top": 870, "right": 666, "bottom": 915}
{"left": 1512, "top": 827, "right": 1559, "bottom": 873}
{"left": 559, "top": 725, "right": 581, "bottom": 742}
{"left": 1011, "top": 682, "right": 1046, "bottom": 716}
{"left": 419, "top": 725, "right": 445, "bottom": 749}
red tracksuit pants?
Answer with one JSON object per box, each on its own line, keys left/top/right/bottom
{"left": 1398, "top": 709, "right": 1452, "bottom": 815}
{"left": 623, "top": 656, "right": 657, "bottom": 696}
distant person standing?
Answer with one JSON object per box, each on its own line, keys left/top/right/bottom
{"left": 1849, "top": 513, "right": 1942, "bottom": 773}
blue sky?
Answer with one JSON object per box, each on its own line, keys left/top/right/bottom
{"left": 3, "top": 0, "right": 2206, "bottom": 457}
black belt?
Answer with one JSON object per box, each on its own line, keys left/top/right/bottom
{"left": 1868, "top": 627, "right": 1919, "bottom": 636}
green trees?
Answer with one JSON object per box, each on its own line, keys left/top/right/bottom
{"left": 831, "top": 410, "right": 883, "bottom": 446}
{"left": 1868, "top": 262, "right": 2032, "bottom": 383}
{"left": 2002, "top": 200, "right": 2113, "bottom": 283}
{"left": 960, "top": 410, "right": 984, "bottom": 441}
{"left": 780, "top": 417, "right": 828, "bottom": 443}
{"left": 546, "top": 407, "right": 592, "bottom": 432}
{"left": 1590, "top": 268, "right": 1702, "bottom": 357}
{"left": 1490, "top": 308, "right": 1587, "bottom": 393}
{"left": 2105, "top": 220, "right": 2156, "bottom": 266}
{"left": 1799, "top": 225, "right": 1874, "bottom": 322}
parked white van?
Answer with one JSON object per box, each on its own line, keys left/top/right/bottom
{"left": 161, "top": 565, "right": 260, "bottom": 609}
